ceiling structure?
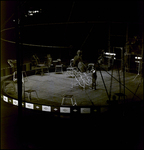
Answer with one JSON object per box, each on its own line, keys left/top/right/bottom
{"left": 1, "top": 1, "right": 143, "bottom": 62}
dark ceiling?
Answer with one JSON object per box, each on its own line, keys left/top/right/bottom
{"left": 1, "top": 1, "right": 143, "bottom": 62}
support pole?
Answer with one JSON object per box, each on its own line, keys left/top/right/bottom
{"left": 108, "top": 22, "right": 111, "bottom": 68}
{"left": 16, "top": 2, "right": 22, "bottom": 120}
{"left": 100, "top": 65, "right": 143, "bottom": 101}
{"left": 80, "top": 24, "right": 94, "bottom": 50}
{"left": 109, "top": 56, "right": 114, "bottom": 101}
{"left": 142, "top": 1, "right": 144, "bottom": 101}
{"left": 16, "top": 2, "right": 23, "bottom": 145}
{"left": 126, "top": 23, "right": 129, "bottom": 53}
{"left": 123, "top": 47, "right": 125, "bottom": 103}
{"left": 117, "top": 66, "right": 121, "bottom": 99}
{"left": 99, "top": 65, "right": 110, "bottom": 100}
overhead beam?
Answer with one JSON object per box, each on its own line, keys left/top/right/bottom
{"left": 1, "top": 38, "right": 70, "bottom": 48}
{"left": 1, "top": 21, "right": 143, "bottom": 32}
{"left": 23, "top": 21, "right": 143, "bottom": 27}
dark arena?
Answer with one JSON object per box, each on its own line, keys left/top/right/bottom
{"left": 1, "top": 1, "right": 144, "bottom": 149}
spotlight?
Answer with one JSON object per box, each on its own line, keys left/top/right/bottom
{"left": 29, "top": 13, "right": 33, "bottom": 16}
{"left": 28, "top": 10, "right": 32, "bottom": 14}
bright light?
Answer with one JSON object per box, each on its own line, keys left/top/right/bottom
{"left": 33, "top": 11, "right": 37, "bottom": 13}
{"left": 105, "top": 52, "right": 116, "bottom": 56}
{"left": 27, "top": 10, "right": 40, "bottom": 16}
{"left": 135, "top": 57, "right": 142, "bottom": 60}
{"left": 28, "top": 10, "right": 32, "bottom": 13}
{"left": 135, "top": 61, "right": 140, "bottom": 63}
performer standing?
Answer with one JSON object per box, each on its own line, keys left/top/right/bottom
{"left": 73, "top": 50, "right": 82, "bottom": 67}
{"left": 73, "top": 50, "right": 86, "bottom": 72}
{"left": 91, "top": 66, "right": 97, "bottom": 90}
{"left": 97, "top": 49, "right": 105, "bottom": 65}
{"left": 31, "top": 54, "right": 40, "bottom": 67}
{"left": 45, "top": 54, "right": 52, "bottom": 68}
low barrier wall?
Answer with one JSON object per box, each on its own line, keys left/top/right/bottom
{"left": 1, "top": 94, "right": 104, "bottom": 115}
{"left": 1, "top": 63, "right": 32, "bottom": 77}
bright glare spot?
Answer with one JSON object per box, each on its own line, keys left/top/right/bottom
{"left": 135, "top": 61, "right": 140, "bottom": 63}
{"left": 105, "top": 52, "right": 116, "bottom": 56}
{"left": 29, "top": 13, "right": 33, "bottom": 16}
{"left": 28, "top": 10, "right": 32, "bottom": 13}
{"left": 135, "top": 57, "right": 142, "bottom": 60}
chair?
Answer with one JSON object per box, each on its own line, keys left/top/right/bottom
{"left": 35, "top": 63, "right": 46, "bottom": 76}
{"left": 114, "top": 93, "right": 127, "bottom": 101}
{"left": 55, "top": 64, "right": 63, "bottom": 73}
{"left": 61, "top": 95, "right": 77, "bottom": 106}
{"left": 66, "top": 58, "right": 77, "bottom": 77}
{"left": 24, "top": 89, "right": 39, "bottom": 101}
{"left": 31, "top": 54, "right": 40, "bottom": 67}
{"left": 13, "top": 71, "right": 28, "bottom": 84}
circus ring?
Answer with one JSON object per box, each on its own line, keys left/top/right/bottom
{"left": 1, "top": 62, "right": 143, "bottom": 118}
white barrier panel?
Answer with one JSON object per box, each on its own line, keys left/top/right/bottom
{"left": 42, "top": 105, "right": 51, "bottom": 112}
{"left": 60, "top": 107, "right": 70, "bottom": 113}
{"left": 25, "top": 102, "right": 34, "bottom": 109}
{"left": 81, "top": 108, "right": 91, "bottom": 114}
{"left": 13, "top": 99, "right": 18, "bottom": 106}
{"left": 3, "top": 96, "right": 8, "bottom": 102}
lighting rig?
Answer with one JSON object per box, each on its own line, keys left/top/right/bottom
{"left": 25, "top": 9, "right": 42, "bottom": 17}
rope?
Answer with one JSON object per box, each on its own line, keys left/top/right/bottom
{"left": 99, "top": 65, "right": 143, "bottom": 101}
{"left": 1, "top": 38, "right": 69, "bottom": 48}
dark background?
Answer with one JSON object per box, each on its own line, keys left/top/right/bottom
{"left": 1, "top": 1, "right": 143, "bottom": 67}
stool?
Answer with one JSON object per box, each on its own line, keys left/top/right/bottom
{"left": 53, "top": 60, "right": 58, "bottom": 67}
{"left": 57, "top": 59, "right": 61, "bottom": 65}
{"left": 24, "top": 90, "right": 39, "bottom": 101}
{"left": 114, "top": 93, "right": 127, "bottom": 101}
{"left": 55, "top": 65, "right": 63, "bottom": 73}
{"left": 61, "top": 95, "right": 77, "bottom": 106}
{"left": 36, "top": 64, "right": 46, "bottom": 76}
